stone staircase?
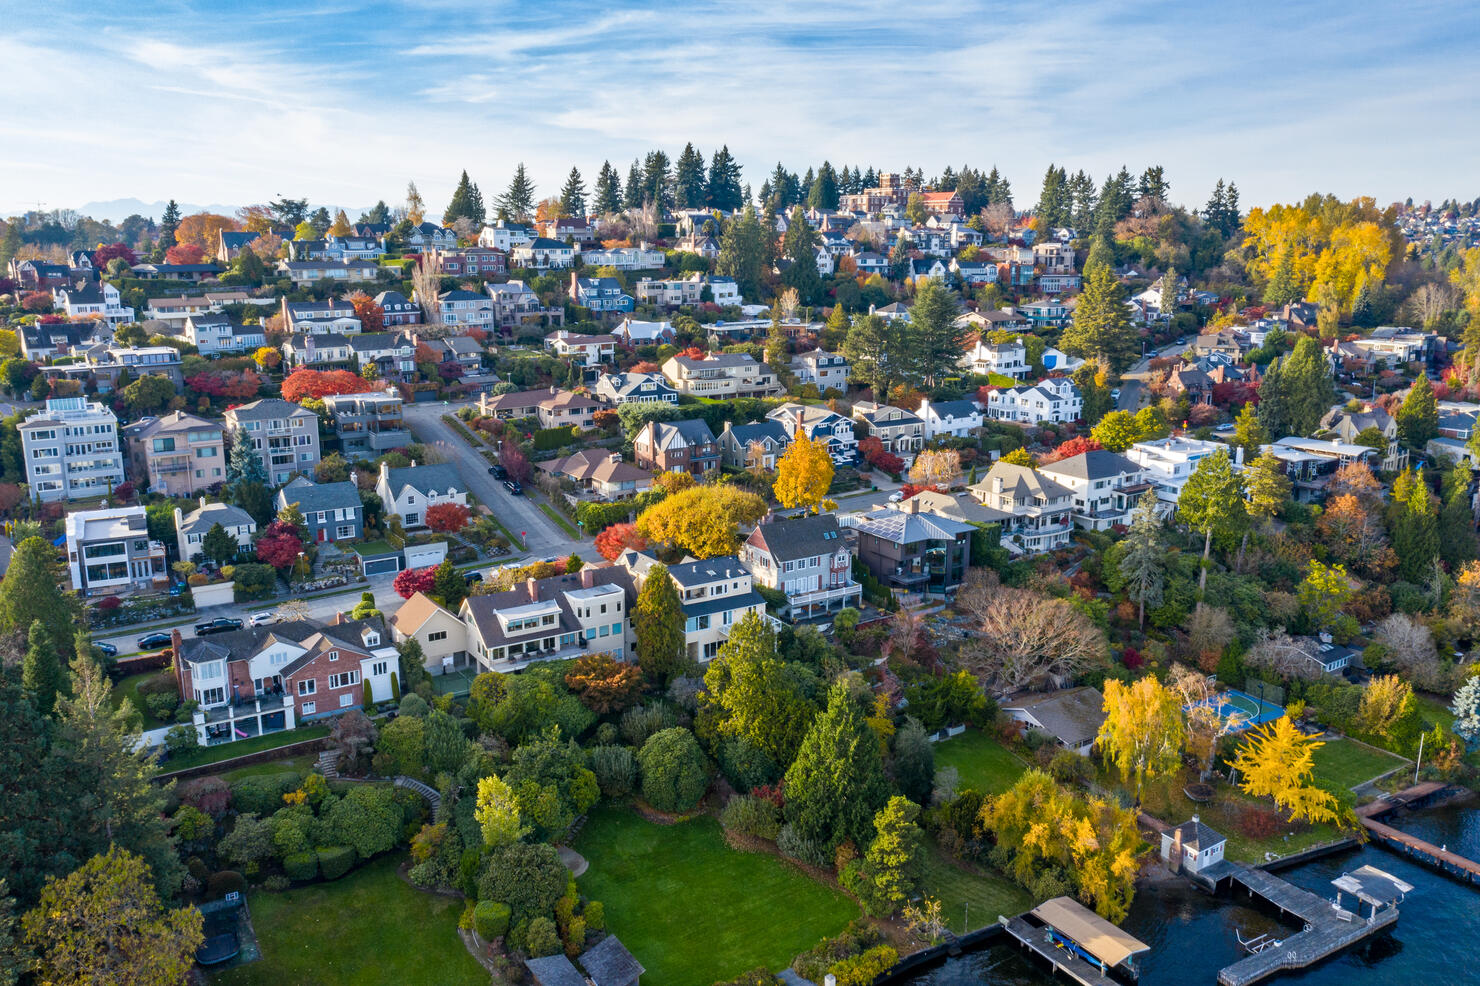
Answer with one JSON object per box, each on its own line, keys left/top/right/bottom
{"left": 394, "top": 775, "right": 443, "bottom": 822}
{"left": 315, "top": 749, "right": 341, "bottom": 779}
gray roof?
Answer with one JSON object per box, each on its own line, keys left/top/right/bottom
{"left": 646, "top": 418, "right": 715, "bottom": 451}
{"left": 461, "top": 567, "right": 636, "bottom": 650}
{"left": 749, "top": 513, "right": 847, "bottom": 564}
{"left": 382, "top": 463, "right": 464, "bottom": 499}
{"left": 727, "top": 420, "right": 791, "bottom": 446}
{"left": 177, "top": 617, "right": 386, "bottom": 673}
{"left": 854, "top": 509, "right": 975, "bottom": 545}
{"left": 579, "top": 935, "right": 646, "bottom": 986}
{"left": 1038, "top": 449, "right": 1140, "bottom": 482}
{"left": 124, "top": 410, "right": 219, "bottom": 439}
{"left": 228, "top": 398, "right": 315, "bottom": 421}
{"left": 348, "top": 331, "right": 414, "bottom": 353}
{"left": 525, "top": 955, "right": 586, "bottom": 986}
{"left": 974, "top": 462, "right": 1074, "bottom": 501}
{"left": 277, "top": 476, "right": 361, "bottom": 514}
{"left": 178, "top": 501, "right": 255, "bottom": 536}
{"left": 664, "top": 556, "right": 750, "bottom": 586}
{"left": 1169, "top": 817, "right": 1225, "bottom": 851}
{"left": 1004, "top": 687, "right": 1106, "bottom": 747}
{"left": 598, "top": 372, "right": 675, "bottom": 399}
{"left": 924, "top": 399, "right": 980, "bottom": 420}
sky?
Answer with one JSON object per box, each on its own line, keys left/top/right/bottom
{"left": 0, "top": 0, "right": 1476, "bottom": 221}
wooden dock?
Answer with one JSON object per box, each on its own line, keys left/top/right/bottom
{"left": 1217, "top": 864, "right": 1398, "bottom": 986}
{"left": 1001, "top": 916, "right": 1120, "bottom": 986}
{"left": 1356, "top": 782, "right": 1480, "bottom": 886}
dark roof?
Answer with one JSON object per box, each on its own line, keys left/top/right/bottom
{"left": 1003, "top": 687, "right": 1106, "bottom": 747}
{"left": 227, "top": 398, "right": 316, "bottom": 421}
{"left": 1169, "top": 817, "right": 1225, "bottom": 851}
{"left": 645, "top": 418, "right": 715, "bottom": 451}
{"left": 525, "top": 954, "right": 587, "bottom": 986}
{"left": 727, "top": 419, "right": 791, "bottom": 446}
{"left": 1038, "top": 449, "right": 1140, "bottom": 482}
{"left": 461, "top": 567, "right": 636, "bottom": 650}
{"left": 664, "top": 556, "right": 749, "bottom": 587}
{"left": 683, "top": 590, "right": 766, "bottom": 619}
{"left": 277, "top": 477, "right": 361, "bottom": 514}
{"left": 177, "top": 617, "right": 385, "bottom": 670}
{"left": 923, "top": 399, "right": 980, "bottom": 420}
{"left": 579, "top": 936, "right": 646, "bottom": 986}
{"left": 382, "top": 463, "right": 464, "bottom": 499}
{"left": 749, "top": 513, "right": 846, "bottom": 564}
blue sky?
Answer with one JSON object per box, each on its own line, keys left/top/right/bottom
{"left": 0, "top": 0, "right": 1475, "bottom": 219}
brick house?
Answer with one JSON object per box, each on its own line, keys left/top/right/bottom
{"left": 633, "top": 419, "right": 719, "bottom": 475}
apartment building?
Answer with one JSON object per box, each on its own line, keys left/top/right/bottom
{"left": 64, "top": 506, "right": 168, "bottom": 597}
{"left": 18, "top": 397, "right": 127, "bottom": 501}
{"left": 321, "top": 391, "right": 411, "bottom": 457}
{"left": 122, "top": 411, "right": 226, "bottom": 496}
{"left": 223, "top": 399, "right": 321, "bottom": 486}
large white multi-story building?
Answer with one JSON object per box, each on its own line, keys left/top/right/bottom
{"left": 969, "top": 461, "right": 1075, "bottom": 555}
{"left": 64, "top": 506, "right": 168, "bottom": 597}
{"left": 18, "top": 397, "right": 127, "bottom": 501}
{"left": 1036, "top": 450, "right": 1153, "bottom": 530}
{"left": 1124, "top": 436, "right": 1226, "bottom": 509}
{"left": 985, "top": 378, "right": 1083, "bottom": 425}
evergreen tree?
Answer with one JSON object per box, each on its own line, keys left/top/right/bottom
{"left": 634, "top": 565, "right": 688, "bottom": 682}
{"left": 983, "top": 166, "right": 1011, "bottom": 207}
{"left": 201, "top": 522, "right": 238, "bottom": 566}
{"left": 225, "top": 428, "right": 267, "bottom": 489}
{"left": 842, "top": 312, "right": 893, "bottom": 396}
{"left": 1138, "top": 166, "right": 1169, "bottom": 202}
{"left": 1160, "top": 265, "right": 1179, "bottom": 312}
{"left": 1392, "top": 469, "right": 1439, "bottom": 582}
{"left": 642, "top": 150, "right": 672, "bottom": 210}
{"left": 0, "top": 537, "right": 76, "bottom": 650}
{"left": 716, "top": 205, "right": 768, "bottom": 302}
{"left": 1255, "top": 357, "right": 1292, "bottom": 438}
{"left": 1060, "top": 262, "right": 1138, "bottom": 373}
{"left": 1085, "top": 233, "right": 1115, "bottom": 271}
{"left": 1439, "top": 469, "right": 1478, "bottom": 569}
{"left": 157, "top": 199, "right": 180, "bottom": 252}
{"left": 0, "top": 220, "right": 21, "bottom": 273}
{"left": 1035, "top": 165, "right": 1069, "bottom": 227}
{"left": 1072, "top": 362, "right": 1114, "bottom": 426}
{"left": 558, "top": 167, "right": 587, "bottom": 218}
{"left": 1283, "top": 336, "right": 1337, "bottom": 435}
{"left": 1350, "top": 276, "right": 1377, "bottom": 327}
{"left": 432, "top": 558, "right": 467, "bottom": 609}
{"left": 1177, "top": 449, "right": 1247, "bottom": 594}
{"left": 307, "top": 206, "right": 331, "bottom": 237}
{"left": 1204, "top": 179, "right": 1241, "bottom": 237}
{"left": 783, "top": 682, "right": 890, "bottom": 851}
{"left": 900, "top": 279, "right": 962, "bottom": 388}
{"left": 1395, "top": 374, "right": 1439, "bottom": 450}
{"left": 674, "top": 143, "right": 707, "bottom": 208}
{"left": 1068, "top": 169, "right": 1098, "bottom": 228}
{"left": 592, "top": 161, "right": 622, "bottom": 215}
{"left": 21, "top": 620, "right": 65, "bottom": 715}
{"left": 780, "top": 206, "right": 823, "bottom": 304}
{"left": 706, "top": 146, "right": 744, "bottom": 211}
{"left": 890, "top": 718, "right": 934, "bottom": 806}
{"left": 1263, "top": 250, "right": 1300, "bottom": 307}
{"left": 623, "top": 160, "right": 645, "bottom": 210}
{"left": 807, "top": 162, "right": 839, "bottom": 211}
{"left": 858, "top": 796, "right": 924, "bottom": 915}
{"left": 1232, "top": 402, "right": 1268, "bottom": 460}
{"left": 497, "top": 163, "right": 536, "bottom": 222}
{"left": 361, "top": 200, "right": 390, "bottom": 225}
{"left": 1119, "top": 492, "right": 1166, "bottom": 627}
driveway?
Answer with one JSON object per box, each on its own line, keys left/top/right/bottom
{"left": 401, "top": 400, "right": 587, "bottom": 560}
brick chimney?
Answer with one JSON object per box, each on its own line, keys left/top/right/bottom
{"left": 526, "top": 577, "right": 539, "bottom": 601}
{"left": 580, "top": 567, "right": 595, "bottom": 589}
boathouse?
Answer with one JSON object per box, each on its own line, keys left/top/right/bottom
{"left": 1161, "top": 816, "right": 1227, "bottom": 875}
{"left": 1006, "top": 896, "right": 1150, "bottom": 983}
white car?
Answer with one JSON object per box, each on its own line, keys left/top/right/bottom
{"left": 248, "top": 611, "right": 278, "bottom": 627}
{"left": 888, "top": 490, "right": 904, "bottom": 503}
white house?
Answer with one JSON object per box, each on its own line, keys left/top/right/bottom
{"left": 509, "top": 238, "right": 577, "bottom": 269}
{"left": 53, "top": 281, "right": 134, "bottom": 324}
{"left": 985, "top": 378, "right": 1083, "bottom": 426}
{"left": 789, "top": 349, "right": 851, "bottom": 392}
{"left": 970, "top": 461, "right": 1075, "bottom": 555}
{"left": 1160, "top": 817, "right": 1226, "bottom": 875}
{"left": 174, "top": 498, "right": 256, "bottom": 563}
{"left": 375, "top": 461, "right": 468, "bottom": 528}
{"left": 961, "top": 338, "right": 1030, "bottom": 379}
{"left": 64, "top": 506, "right": 168, "bottom": 597}
{"left": 917, "top": 397, "right": 983, "bottom": 440}
{"left": 1037, "top": 450, "right": 1152, "bottom": 530}
{"left": 477, "top": 221, "right": 536, "bottom": 252}
{"left": 1125, "top": 436, "right": 1226, "bottom": 509}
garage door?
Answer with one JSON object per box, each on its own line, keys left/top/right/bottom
{"left": 361, "top": 557, "right": 402, "bottom": 577}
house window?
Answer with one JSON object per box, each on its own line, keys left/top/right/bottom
{"left": 405, "top": 513, "right": 419, "bottom": 526}
{"left": 336, "top": 525, "right": 354, "bottom": 538}
{"left": 198, "top": 686, "right": 224, "bottom": 705}
{"left": 297, "top": 680, "right": 316, "bottom": 696}
{"left": 428, "top": 631, "right": 448, "bottom": 642}
{"left": 339, "top": 693, "right": 354, "bottom": 708}
{"left": 301, "top": 701, "right": 316, "bottom": 716}
{"left": 610, "top": 622, "right": 621, "bottom": 636}
{"left": 328, "top": 651, "right": 339, "bottom": 661}
{"left": 599, "top": 624, "right": 610, "bottom": 637}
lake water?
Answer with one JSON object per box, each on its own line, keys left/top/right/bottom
{"left": 897, "top": 803, "right": 1480, "bottom": 986}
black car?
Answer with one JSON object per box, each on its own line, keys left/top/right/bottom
{"left": 95, "top": 642, "right": 118, "bottom": 658}
{"left": 194, "top": 617, "right": 244, "bottom": 636}
{"left": 490, "top": 464, "right": 509, "bottom": 480}
{"left": 137, "top": 631, "right": 173, "bottom": 650}
{"left": 464, "top": 571, "right": 484, "bottom": 584}
{"left": 504, "top": 480, "right": 523, "bottom": 495}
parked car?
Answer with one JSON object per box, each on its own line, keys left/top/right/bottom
{"left": 137, "top": 631, "right": 172, "bottom": 650}
{"left": 504, "top": 480, "right": 523, "bottom": 495}
{"left": 194, "top": 617, "right": 244, "bottom": 636}
{"left": 888, "top": 490, "right": 904, "bottom": 503}
{"left": 464, "top": 571, "right": 484, "bottom": 584}
{"left": 95, "top": 642, "right": 118, "bottom": 657}
{"left": 249, "top": 611, "right": 278, "bottom": 627}
{"left": 490, "top": 464, "right": 509, "bottom": 480}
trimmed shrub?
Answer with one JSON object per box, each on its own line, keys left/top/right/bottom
{"left": 144, "top": 691, "right": 179, "bottom": 720}
{"left": 283, "top": 852, "right": 318, "bottom": 882}
{"left": 473, "top": 900, "right": 511, "bottom": 941}
{"left": 637, "top": 727, "right": 709, "bottom": 814}
{"left": 583, "top": 900, "right": 605, "bottom": 933}
{"left": 830, "top": 945, "right": 900, "bottom": 986}
{"left": 317, "top": 845, "right": 355, "bottom": 881}
{"left": 206, "top": 870, "right": 246, "bottom": 899}
{"left": 231, "top": 772, "right": 303, "bottom": 816}
{"left": 526, "top": 916, "right": 562, "bottom": 958}
{"left": 721, "top": 794, "right": 782, "bottom": 842}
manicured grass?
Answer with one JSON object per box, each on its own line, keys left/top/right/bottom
{"left": 351, "top": 540, "right": 397, "bottom": 557}
{"left": 212, "top": 855, "right": 483, "bottom": 986}
{"left": 919, "top": 844, "right": 1033, "bottom": 934}
{"left": 537, "top": 500, "right": 581, "bottom": 537}
{"left": 575, "top": 805, "right": 859, "bottom": 985}
{"left": 932, "top": 730, "right": 1029, "bottom": 795}
{"left": 213, "top": 754, "right": 317, "bottom": 784}
{"left": 1311, "top": 738, "right": 1407, "bottom": 791}
{"left": 110, "top": 670, "right": 177, "bottom": 728}
{"left": 160, "top": 725, "right": 331, "bottom": 774}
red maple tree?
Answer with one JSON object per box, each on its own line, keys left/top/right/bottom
{"left": 857, "top": 436, "right": 904, "bottom": 474}
{"left": 424, "top": 503, "right": 471, "bottom": 532}
{"left": 92, "top": 243, "right": 137, "bottom": 267}
{"left": 256, "top": 530, "right": 304, "bottom": 569}
{"left": 348, "top": 291, "right": 384, "bottom": 333}
{"left": 594, "top": 522, "right": 648, "bottom": 561}
{"left": 500, "top": 439, "right": 531, "bottom": 483}
{"left": 280, "top": 368, "right": 379, "bottom": 402}
{"left": 392, "top": 565, "right": 437, "bottom": 599}
{"left": 1042, "top": 436, "right": 1103, "bottom": 463}
{"left": 186, "top": 369, "right": 263, "bottom": 400}
{"left": 20, "top": 292, "right": 52, "bottom": 312}
{"left": 165, "top": 243, "right": 206, "bottom": 265}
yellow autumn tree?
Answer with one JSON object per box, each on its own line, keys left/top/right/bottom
{"left": 327, "top": 209, "right": 354, "bottom": 237}
{"left": 909, "top": 449, "right": 964, "bottom": 487}
{"left": 773, "top": 427, "right": 834, "bottom": 514}
{"left": 1068, "top": 796, "right": 1143, "bottom": 923}
{"left": 1096, "top": 675, "right": 1185, "bottom": 805}
{"left": 1231, "top": 716, "right": 1339, "bottom": 825}
{"left": 1241, "top": 197, "right": 1399, "bottom": 311}
{"left": 1354, "top": 674, "right": 1413, "bottom": 741}
{"left": 635, "top": 484, "right": 768, "bottom": 558}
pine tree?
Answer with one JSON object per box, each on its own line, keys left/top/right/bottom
{"left": 900, "top": 279, "right": 962, "bottom": 388}
{"left": 859, "top": 795, "right": 924, "bottom": 915}
{"left": 225, "top": 428, "right": 266, "bottom": 489}
{"left": 558, "top": 167, "right": 587, "bottom": 218}
{"left": 890, "top": 718, "right": 934, "bottom": 806}
{"left": 1255, "top": 357, "right": 1291, "bottom": 437}
{"left": 634, "top": 565, "right": 688, "bottom": 682}
{"left": 200, "top": 523, "right": 238, "bottom": 566}
{"left": 1284, "top": 336, "right": 1337, "bottom": 435}
{"left": 1350, "top": 276, "right": 1376, "bottom": 327}
{"left": 1160, "top": 265, "right": 1179, "bottom": 312}
{"left": 843, "top": 313, "right": 892, "bottom": 396}
{"left": 592, "top": 161, "right": 621, "bottom": 215}
{"left": 1177, "top": 448, "right": 1247, "bottom": 594}
{"left": 0, "top": 537, "right": 76, "bottom": 651}
{"left": 784, "top": 682, "right": 890, "bottom": 851}
{"left": 623, "top": 160, "right": 645, "bottom": 210}
{"left": 673, "top": 143, "right": 707, "bottom": 209}
{"left": 1119, "top": 492, "right": 1165, "bottom": 627}
{"left": 1394, "top": 469, "right": 1440, "bottom": 582}
{"left": 716, "top": 205, "right": 767, "bottom": 302}
{"left": 706, "top": 146, "right": 744, "bottom": 212}
{"left": 807, "top": 162, "right": 839, "bottom": 211}
{"left": 1263, "top": 250, "right": 1300, "bottom": 307}
{"left": 780, "top": 206, "right": 823, "bottom": 304}
{"left": 1232, "top": 402, "right": 1268, "bottom": 459}
{"left": 157, "top": 199, "right": 180, "bottom": 252}
{"left": 1139, "top": 166, "right": 1169, "bottom": 202}
{"left": 1060, "top": 262, "right": 1138, "bottom": 373}
{"left": 1439, "top": 469, "right": 1478, "bottom": 569}
{"left": 642, "top": 150, "right": 672, "bottom": 210}
{"left": 497, "top": 164, "right": 535, "bottom": 223}
{"left": 21, "top": 620, "right": 65, "bottom": 715}
{"left": 1035, "top": 165, "right": 1069, "bottom": 227}
{"left": 432, "top": 558, "right": 467, "bottom": 609}
{"left": 1395, "top": 374, "right": 1439, "bottom": 450}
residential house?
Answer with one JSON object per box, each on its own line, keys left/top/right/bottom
{"left": 64, "top": 506, "right": 168, "bottom": 597}
{"left": 129, "top": 262, "right": 224, "bottom": 281}
{"left": 969, "top": 462, "right": 1074, "bottom": 554}
{"left": 919, "top": 190, "right": 965, "bottom": 217}
{"left": 612, "top": 317, "right": 675, "bottom": 344}
{"left": 389, "top": 592, "right": 470, "bottom": 675}
{"left": 509, "top": 238, "right": 577, "bottom": 269}
{"left": 375, "top": 460, "right": 468, "bottom": 528}
{"left": 538, "top": 449, "right": 655, "bottom": 500}
{"left": 425, "top": 246, "right": 507, "bottom": 278}
{"left": 789, "top": 349, "right": 850, "bottom": 392}
{"left": 478, "top": 387, "right": 559, "bottom": 421}
{"left": 635, "top": 273, "right": 706, "bottom": 307}
{"left": 1036, "top": 450, "right": 1152, "bottom": 530}
{"left": 569, "top": 277, "right": 634, "bottom": 314}
{"left": 536, "top": 390, "right": 603, "bottom": 431}
{"left": 1437, "top": 400, "right": 1479, "bottom": 440}
{"left": 374, "top": 290, "right": 422, "bottom": 326}
{"left": 217, "top": 229, "right": 262, "bottom": 260}
{"left": 276, "top": 476, "right": 363, "bottom": 544}
{"left": 1032, "top": 239, "right": 1076, "bottom": 274}
{"left": 477, "top": 221, "right": 537, "bottom": 252}
{"left": 1019, "top": 297, "right": 1075, "bottom": 326}
{"left": 573, "top": 935, "right": 645, "bottom": 986}
{"left": 322, "top": 390, "right": 411, "bottom": 456}
{"left": 957, "top": 308, "right": 1032, "bottom": 333}
{"left": 951, "top": 259, "right": 999, "bottom": 286}
{"left": 122, "top": 411, "right": 226, "bottom": 496}
{"left": 1002, "top": 687, "right": 1105, "bottom": 756}
{"left": 9, "top": 258, "right": 71, "bottom": 291}
{"left": 53, "top": 281, "right": 134, "bottom": 324}
{"left": 276, "top": 259, "right": 379, "bottom": 285}
{"left": 172, "top": 618, "right": 397, "bottom": 746}
{"left": 41, "top": 345, "right": 185, "bottom": 393}
{"left": 545, "top": 330, "right": 618, "bottom": 365}
{"left": 718, "top": 419, "right": 791, "bottom": 469}
{"left": 1040, "top": 346, "right": 1084, "bottom": 374}
{"left": 673, "top": 233, "right": 720, "bottom": 259}
{"left": 916, "top": 397, "right": 983, "bottom": 440}
{"left": 908, "top": 257, "right": 950, "bottom": 284}
{"left": 961, "top": 338, "right": 1030, "bottom": 379}
{"left": 1124, "top": 436, "right": 1225, "bottom": 509}
{"left": 18, "top": 397, "right": 126, "bottom": 502}
{"left": 661, "top": 352, "right": 783, "bottom": 398}
{"left": 432, "top": 289, "right": 496, "bottom": 328}
{"left": 851, "top": 402, "right": 924, "bottom": 459}
{"left": 1161, "top": 817, "right": 1227, "bottom": 876}
{"left": 540, "top": 216, "right": 595, "bottom": 242}
{"left": 19, "top": 320, "right": 109, "bottom": 360}
{"left": 486, "top": 280, "right": 564, "bottom": 331}
{"left": 767, "top": 403, "right": 858, "bottom": 464}
{"left": 1165, "top": 364, "right": 1214, "bottom": 404}
{"left": 283, "top": 298, "right": 361, "bottom": 335}
{"left": 183, "top": 312, "right": 264, "bottom": 355}
{"left": 852, "top": 508, "right": 974, "bottom": 595}
{"left": 985, "top": 378, "right": 1083, "bottom": 425}
{"left": 174, "top": 499, "right": 255, "bottom": 563}
{"left": 873, "top": 302, "right": 911, "bottom": 323}
{"left": 851, "top": 251, "right": 890, "bottom": 276}
{"left": 579, "top": 243, "right": 665, "bottom": 271}
{"left": 592, "top": 371, "right": 677, "bottom": 406}
{"left": 281, "top": 333, "right": 354, "bottom": 369}
{"left": 1262, "top": 437, "right": 1377, "bottom": 502}
{"left": 1192, "top": 331, "right": 1246, "bottom": 360}
{"left": 461, "top": 565, "right": 637, "bottom": 671}
{"left": 705, "top": 275, "right": 742, "bottom": 306}
{"left": 634, "top": 419, "right": 719, "bottom": 475}
{"left": 405, "top": 223, "right": 457, "bottom": 250}
{"left": 1351, "top": 329, "right": 1437, "bottom": 367}
{"left": 143, "top": 294, "right": 213, "bottom": 326}
{"left": 348, "top": 331, "right": 418, "bottom": 381}
{"left": 617, "top": 551, "right": 769, "bottom": 663}
{"left": 742, "top": 514, "right": 861, "bottom": 619}
{"left": 1320, "top": 405, "right": 1406, "bottom": 471}
{"left": 223, "top": 399, "right": 321, "bottom": 486}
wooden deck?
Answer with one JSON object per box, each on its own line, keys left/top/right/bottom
{"left": 1001, "top": 916, "right": 1120, "bottom": 986}
{"left": 1355, "top": 781, "right": 1449, "bottom": 819}
{"left": 1356, "top": 782, "right": 1480, "bottom": 885}
{"left": 1217, "top": 864, "right": 1398, "bottom": 986}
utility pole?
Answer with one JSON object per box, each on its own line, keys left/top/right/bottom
{"left": 1413, "top": 731, "right": 1424, "bottom": 785}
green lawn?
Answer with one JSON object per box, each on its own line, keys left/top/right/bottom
{"left": 110, "top": 670, "right": 177, "bottom": 729}
{"left": 160, "top": 725, "right": 331, "bottom": 774}
{"left": 1311, "top": 738, "right": 1407, "bottom": 791}
{"left": 351, "top": 540, "right": 397, "bottom": 557}
{"left": 933, "top": 730, "right": 1029, "bottom": 795}
{"left": 919, "top": 844, "right": 1032, "bottom": 934}
{"left": 575, "top": 806, "right": 858, "bottom": 985}
{"left": 213, "top": 754, "right": 317, "bottom": 784}
{"left": 213, "top": 856, "right": 483, "bottom": 986}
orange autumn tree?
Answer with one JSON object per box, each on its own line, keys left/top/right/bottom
{"left": 594, "top": 522, "right": 647, "bottom": 560}
{"left": 424, "top": 503, "right": 471, "bottom": 532}
{"left": 349, "top": 291, "right": 385, "bottom": 332}
{"left": 173, "top": 212, "right": 240, "bottom": 259}
{"left": 280, "top": 368, "right": 380, "bottom": 402}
